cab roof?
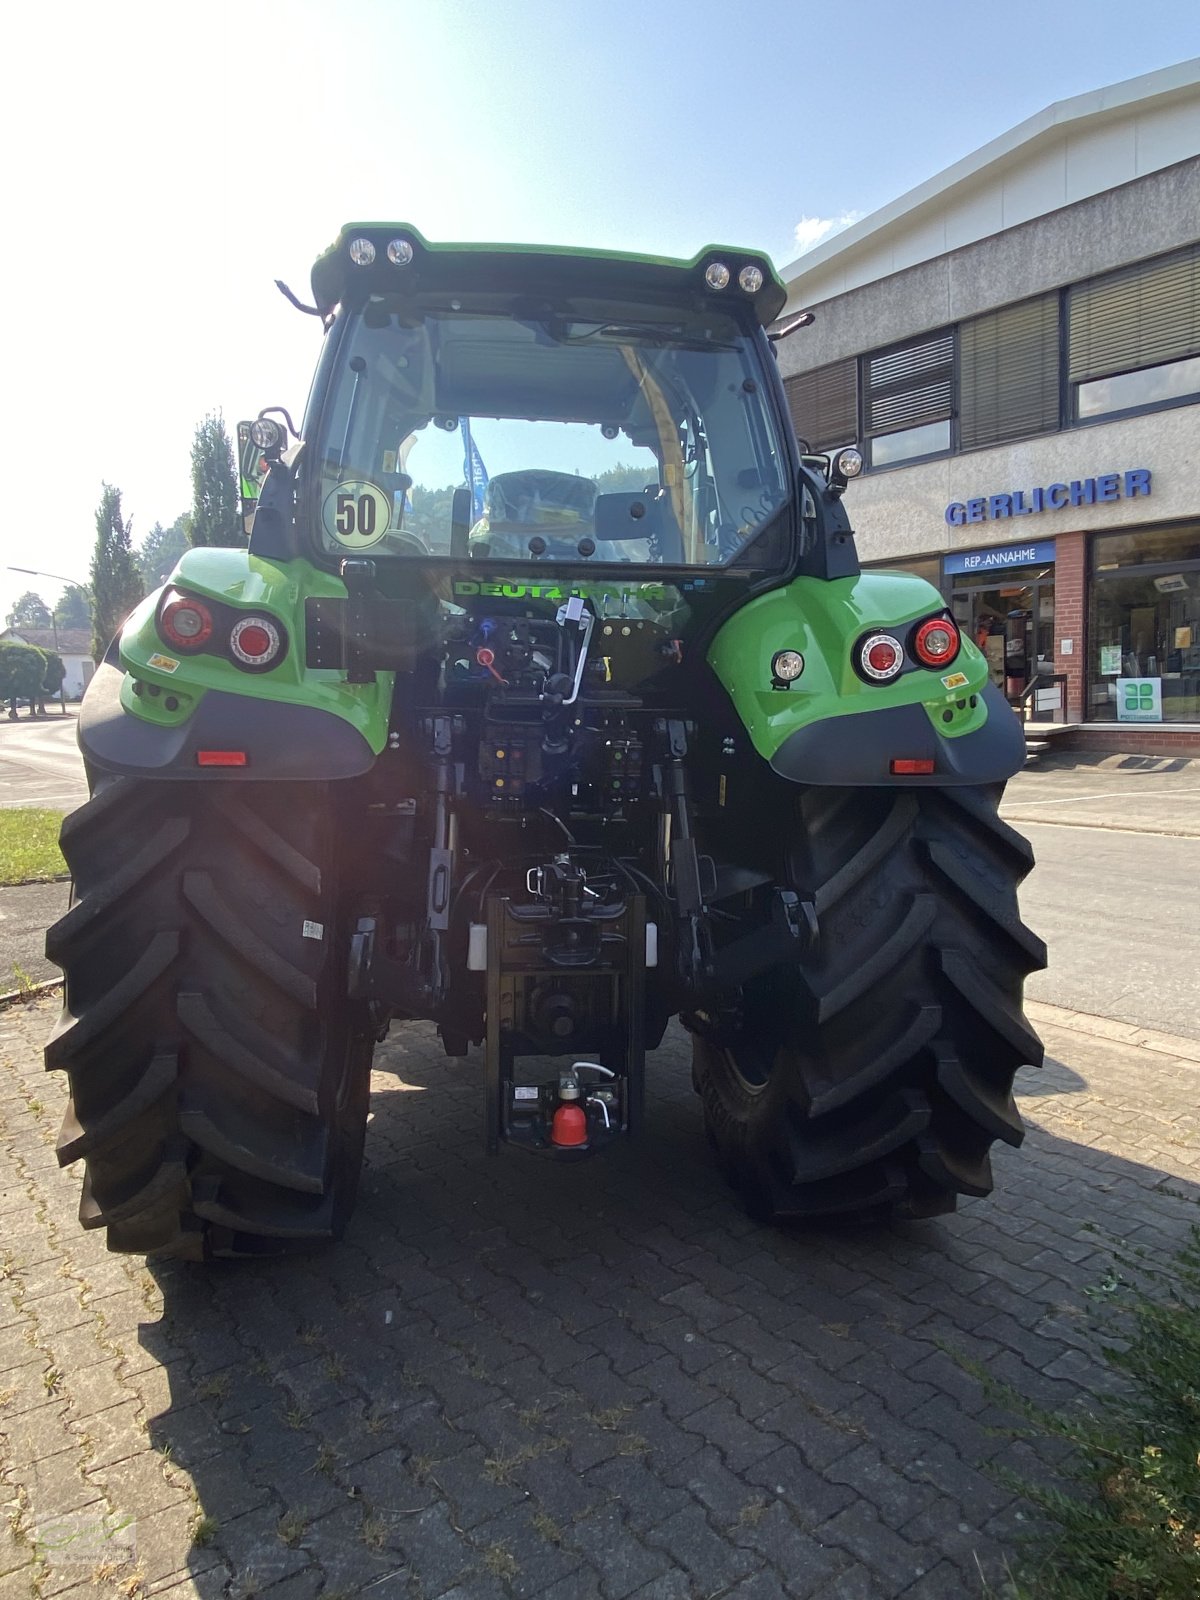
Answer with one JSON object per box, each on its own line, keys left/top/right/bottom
{"left": 310, "top": 223, "right": 787, "bottom": 326}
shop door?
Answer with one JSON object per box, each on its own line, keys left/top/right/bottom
{"left": 952, "top": 577, "right": 1055, "bottom": 705}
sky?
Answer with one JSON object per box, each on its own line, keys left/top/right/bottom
{"left": 3, "top": 0, "right": 1198, "bottom": 628}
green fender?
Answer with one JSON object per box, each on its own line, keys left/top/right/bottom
{"left": 707, "top": 571, "right": 1025, "bottom": 786}
{"left": 77, "top": 549, "right": 393, "bottom": 779}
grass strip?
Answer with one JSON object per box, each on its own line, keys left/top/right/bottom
{"left": 0, "top": 809, "right": 67, "bottom": 885}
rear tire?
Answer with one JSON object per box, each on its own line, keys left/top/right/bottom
{"left": 45, "top": 777, "right": 373, "bottom": 1259}
{"left": 693, "top": 783, "right": 1045, "bottom": 1223}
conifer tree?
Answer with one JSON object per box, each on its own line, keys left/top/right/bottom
{"left": 188, "top": 414, "right": 243, "bottom": 547}
{"left": 90, "top": 484, "right": 144, "bottom": 662}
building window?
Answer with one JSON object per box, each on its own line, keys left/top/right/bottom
{"left": 783, "top": 359, "right": 857, "bottom": 451}
{"left": 1069, "top": 244, "right": 1200, "bottom": 423}
{"left": 1088, "top": 523, "right": 1200, "bottom": 725}
{"left": 863, "top": 553, "right": 944, "bottom": 590}
{"left": 863, "top": 330, "right": 954, "bottom": 467}
{"left": 959, "top": 293, "right": 1060, "bottom": 449}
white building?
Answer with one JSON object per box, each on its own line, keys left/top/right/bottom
{"left": 777, "top": 59, "right": 1200, "bottom": 755}
{"left": 0, "top": 628, "right": 95, "bottom": 700}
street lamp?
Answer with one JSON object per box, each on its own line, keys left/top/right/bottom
{"left": 7, "top": 565, "right": 89, "bottom": 714}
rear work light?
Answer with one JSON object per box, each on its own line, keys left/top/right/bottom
{"left": 229, "top": 615, "right": 284, "bottom": 670}
{"left": 912, "top": 616, "right": 961, "bottom": 669}
{"left": 857, "top": 632, "right": 905, "bottom": 683}
{"left": 159, "top": 591, "right": 214, "bottom": 652}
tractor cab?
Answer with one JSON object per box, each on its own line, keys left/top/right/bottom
{"left": 292, "top": 226, "right": 802, "bottom": 603}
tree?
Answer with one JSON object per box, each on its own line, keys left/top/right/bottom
{"left": 188, "top": 414, "right": 243, "bottom": 548}
{"left": 90, "top": 484, "right": 144, "bottom": 664}
{"left": 594, "top": 462, "right": 659, "bottom": 494}
{"left": 54, "top": 585, "right": 93, "bottom": 630}
{"left": 41, "top": 650, "right": 66, "bottom": 708}
{"left": 137, "top": 516, "right": 190, "bottom": 589}
{"left": 0, "top": 641, "right": 48, "bottom": 719}
{"left": 5, "top": 590, "right": 52, "bottom": 629}
{"left": 403, "top": 483, "right": 463, "bottom": 551}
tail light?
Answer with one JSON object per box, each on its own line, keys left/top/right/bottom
{"left": 857, "top": 632, "right": 905, "bottom": 683}
{"left": 229, "top": 615, "right": 285, "bottom": 670}
{"left": 159, "top": 591, "right": 214, "bottom": 652}
{"left": 912, "top": 616, "right": 960, "bottom": 669}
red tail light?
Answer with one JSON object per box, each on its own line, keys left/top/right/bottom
{"left": 196, "top": 750, "right": 247, "bottom": 767}
{"left": 913, "top": 617, "right": 960, "bottom": 668}
{"left": 229, "top": 615, "right": 284, "bottom": 670}
{"left": 159, "top": 591, "right": 214, "bottom": 652}
{"left": 857, "top": 633, "right": 905, "bottom": 683}
{"left": 891, "top": 758, "right": 935, "bottom": 775}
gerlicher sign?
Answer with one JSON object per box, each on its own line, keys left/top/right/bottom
{"left": 945, "top": 468, "right": 1151, "bottom": 526}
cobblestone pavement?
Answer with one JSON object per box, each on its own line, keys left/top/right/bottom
{"left": 0, "top": 997, "right": 1197, "bottom": 1600}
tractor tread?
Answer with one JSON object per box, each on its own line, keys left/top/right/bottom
{"left": 807, "top": 1003, "right": 941, "bottom": 1118}
{"left": 190, "top": 1174, "right": 336, "bottom": 1240}
{"left": 815, "top": 894, "right": 936, "bottom": 1024}
{"left": 785, "top": 1089, "right": 930, "bottom": 1183}
{"left": 56, "top": 1052, "right": 179, "bottom": 1166}
{"left": 182, "top": 872, "right": 318, "bottom": 1007}
{"left": 922, "top": 838, "right": 1048, "bottom": 966}
{"left": 178, "top": 992, "right": 320, "bottom": 1114}
{"left": 917, "top": 1133, "right": 994, "bottom": 1197}
{"left": 211, "top": 791, "right": 323, "bottom": 894}
{"left": 694, "top": 781, "right": 1044, "bottom": 1224}
{"left": 45, "top": 779, "right": 371, "bottom": 1259}
{"left": 935, "top": 1048, "right": 1025, "bottom": 1147}
{"left": 940, "top": 786, "right": 1036, "bottom": 873}
{"left": 45, "top": 932, "right": 180, "bottom": 1068}
{"left": 45, "top": 817, "right": 191, "bottom": 962}
{"left": 79, "top": 1139, "right": 190, "bottom": 1229}
{"left": 179, "top": 1091, "right": 328, "bottom": 1194}
{"left": 812, "top": 793, "right": 918, "bottom": 915}
{"left": 940, "top": 948, "right": 1044, "bottom": 1064}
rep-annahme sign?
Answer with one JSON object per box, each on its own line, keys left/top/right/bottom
{"left": 945, "top": 469, "right": 1151, "bottom": 526}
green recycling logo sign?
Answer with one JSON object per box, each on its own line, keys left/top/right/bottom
{"left": 1115, "top": 677, "right": 1162, "bottom": 723}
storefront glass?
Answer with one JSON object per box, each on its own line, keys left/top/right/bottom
{"left": 948, "top": 561, "right": 1056, "bottom": 704}
{"left": 1088, "top": 523, "right": 1200, "bottom": 724}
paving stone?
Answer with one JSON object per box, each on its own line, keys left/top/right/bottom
{"left": 732, "top": 1503, "right": 850, "bottom": 1598}
{"left": 585, "top": 1457, "right": 691, "bottom": 1534}
{"left": 643, "top": 1503, "right": 760, "bottom": 1589}
{"left": 421, "top": 1443, "right": 529, "bottom": 1530}
{"left": 379, "top": 1500, "right": 466, "bottom": 1597}
{"left": 568, "top": 1503, "right": 677, "bottom": 1599}
{"left": 26, "top": 1445, "right": 104, "bottom": 1519}
{"left": 209, "top": 1505, "right": 312, "bottom": 1593}
{"left": 816, "top": 1503, "right": 928, "bottom": 1588}
{"left": 3, "top": 992, "right": 1199, "bottom": 1600}
{"left": 469, "top": 1504, "right": 587, "bottom": 1598}
{"left": 742, "top": 1446, "right": 855, "bottom": 1531}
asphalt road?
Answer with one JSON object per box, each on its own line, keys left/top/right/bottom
{"left": 0, "top": 713, "right": 88, "bottom": 811}
{"left": 1002, "top": 755, "right": 1200, "bottom": 839}
{"left": 1018, "top": 821, "right": 1200, "bottom": 1040}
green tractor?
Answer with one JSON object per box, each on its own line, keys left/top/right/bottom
{"left": 46, "top": 225, "right": 1044, "bottom": 1259}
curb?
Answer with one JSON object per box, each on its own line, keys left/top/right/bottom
{"left": 1002, "top": 812, "right": 1200, "bottom": 840}
{"left": 0, "top": 977, "right": 62, "bottom": 1012}
{"left": 1027, "top": 998, "right": 1200, "bottom": 1064}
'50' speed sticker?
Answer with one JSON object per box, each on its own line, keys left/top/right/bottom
{"left": 322, "top": 480, "right": 391, "bottom": 548}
